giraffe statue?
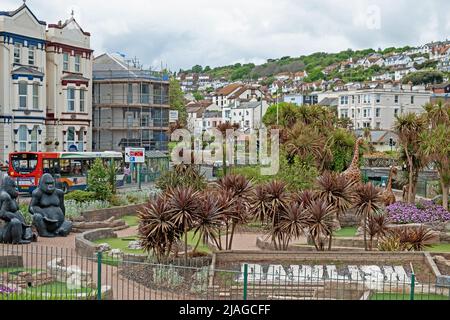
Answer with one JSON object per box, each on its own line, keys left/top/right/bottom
{"left": 342, "top": 137, "right": 365, "bottom": 185}
{"left": 382, "top": 166, "right": 398, "bottom": 206}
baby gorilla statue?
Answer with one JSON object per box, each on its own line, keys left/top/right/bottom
{"left": 0, "top": 176, "right": 37, "bottom": 244}
{"left": 29, "top": 174, "right": 72, "bottom": 237}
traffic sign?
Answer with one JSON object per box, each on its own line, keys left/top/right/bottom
{"left": 125, "top": 148, "right": 145, "bottom": 163}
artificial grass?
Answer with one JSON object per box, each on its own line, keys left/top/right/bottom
{"left": 334, "top": 227, "right": 358, "bottom": 238}
{"left": 121, "top": 215, "right": 139, "bottom": 227}
{"left": 426, "top": 243, "right": 450, "bottom": 253}
{"left": 370, "top": 293, "right": 448, "bottom": 300}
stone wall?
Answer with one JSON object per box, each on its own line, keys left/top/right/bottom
{"left": 75, "top": 229, "right": 117, "bottom": 257}
{"left": 81, "top": 203, "right": 146, "bottom": 222}
{"left": 339, "top": 210, "right": 361, "bottom": 228}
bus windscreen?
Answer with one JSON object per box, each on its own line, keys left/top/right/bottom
{"left": 11, "top": 154, "right": 38, "bottom": 174}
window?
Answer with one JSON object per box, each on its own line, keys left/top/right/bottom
{"left": 30, "top": 126, "right": 38, "bottom": 152}
{"left": 394, "top": 108, "right": 399, "bottom": 117}
{"left": 394, "top": 95, "right": 399, "bottom": 104}
{"left": 411, "top": 96, "right": 414, "bottom": 104}
{"left": 245, "top": 120, "right": 250, "bottom": 127}
{"left": 63, "top": 53, "right": 69, "bottom": 71}
{"left": 340, "top": 109, "right": 349, "bottom": 118}
{"left": 79, "top": 90, "right": 85, "bottom": 112}
{"left": 352, "top": 95, "right": 355, "bottom": 104}
{"left": 340, "top": 96, "right": 349, "bottom": 105}
{"left": 352, "top": 109, "right": 355, "bottom": 118}
{"left": 14, "top": 44, "right": 21, "bottom": 64}
{"left": 127, "top": 84, "right": 133, "bottom": 104}
{"left": 18, "top": 125, "right": 27, "bottom": 152}
{"left": 376, "top": 94, "right": 381, "bottom": 103}
{"left": 77, "top": 130, "right": 84, "bottom": 151}
{"left": 32, "top": 83, "right": 39, "bottom": 109}
{"left": 376, "top": 122, "right": 381, "bottom": 129}
{"left": 67, "top": 88, "right": 75, "bottom": 111}
{"left": 75, "top": 55, "right": 81, "bottom": 72}
{"left": 67, "top": 127, "right": 75, "bottom": 148}
{"left": 19, "top": 82, "right": 27, "bottom": 108}
{"left": 376, "top": 108, "right": 380, "bottom": 117}
{"left": 28, "top": 46, "right": 35, "bottom": 65}
{"left": 140, "top": 84, "right": 150, "bottom": 104}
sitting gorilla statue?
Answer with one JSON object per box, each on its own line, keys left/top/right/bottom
{"left": 29, "top": 174, "right": 72, "bottom": 237}
{"left": 0, "top": 175, "right": 37, "bottom": 244}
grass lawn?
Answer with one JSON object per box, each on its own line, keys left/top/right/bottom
{"left": 370, "top": 293, "right": 448, "bottom": 300}
{"left": 187, "top": 231, "right": 212, "bottom": 254}
{"left": 1, "top": 281, "right": 93, "bottom": 300}
{"left": 426, "top": 243, "right": 450, "bottom": 253}
{"left": 334, "top": 227, "right": 357, "bottom": 238}
{"left": 121, "top": 215, "right": 139, "bottom": 227}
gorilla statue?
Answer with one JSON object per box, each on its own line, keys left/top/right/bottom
{"left": 0, "top": 175, "right": 37, "bottom": 244}
{"left": 29, "top": 174, "right": 72, "bottom": 237}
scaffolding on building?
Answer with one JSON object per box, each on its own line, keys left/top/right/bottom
{"left": 92, "top": 59, "right": 171, "bottom": 153}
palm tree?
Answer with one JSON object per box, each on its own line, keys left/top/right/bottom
{"left": 277, "top": 202, "right": 311, "bottom": 250}
{"left": 316, "top": 172, "right": 356, "bottom": 250}
{"left": 285, "top": 123, "right": 330, "bottom": 170}
{"left": 215, "top": 174, "right": 253, "bottom": 250}
{"left": 167, "top": 187, "right": 200, "bottom": 263}
{"left": 420, "top": 124, "right": 450, "bottom": 210}
{"left": 138, "top": 195, "right": 180, "bottom": 262}
{"left": 354, "top": 183, "right": 383, "bottom": 251}
{"left": 423, "top": 101, "right": 450, "bottom": 129}
{"left": 304, "top": 199, "right": 335, "bottom": 251}
{"left": 217, "top": 122, "right": 240, "bottom": 176}
{"left": 192, "top": 191, "right": 229, "bottom": 252}
{"left": 394, "top": 113, "right": 427, "bottom": 203}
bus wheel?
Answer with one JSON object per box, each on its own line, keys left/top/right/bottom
{"left": 62, "top": 183, "right": 69, "bottom": 194}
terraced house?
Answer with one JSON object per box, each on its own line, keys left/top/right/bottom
{"left": 0, "top": 3, "right": 47, "bottom": 165}
{"left": 0, "top": 3, "right": 93, "bottom": 165}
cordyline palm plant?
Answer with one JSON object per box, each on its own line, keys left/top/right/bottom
{"left": 192, "top": 191, "right": 230, "bottom": 252}
{"left": 217, "top": 122, "right": 240, "bottom": 176}
{"left": 290, "top": 190, "right": 317, "bottom": 209}
{"left": 354, "top": 183, "right": 383, "bottom": 251}
{"left": 365, "top": 213, "right": 391, "bottom": 251}
{"left": 305, "top": 199, "right": 336, "bottom": 251}
{"left": 277, "top": 202, "right": 312, "bottom": 250}
{"left": 316, "top": 172, "right": 356, "bottom": 250}
{"left": 379, "top": 226, "right": 434, "bottom": 252}
{"left": 166, "top": 186, "right": 200, "bottom": 263}
{"left": 215, "top": 174, "right": 253, "bottom": 250}
{"left": 138, "top": 195, "right": 180, "bottom": 263}
{"left": 394, "top": 113, "right": 427, "bottom": 203}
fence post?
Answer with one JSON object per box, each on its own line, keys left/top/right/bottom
{"left": 410, "top": 273, "right": 415, "bottom": 301}
{"left": 97, "top": 252, "right": 102, "bottom": 301}
{"left": 243, "top": 264, "right": 248, "bottom": 301}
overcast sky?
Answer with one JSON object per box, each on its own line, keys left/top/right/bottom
{"left": 3, "top": 0, "right": 450, "bottom": 71}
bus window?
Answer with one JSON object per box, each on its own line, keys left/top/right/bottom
{"left": 43, "top": 159, "right": 59, "bottom": 175}
{"left": 59, "top": 160, "right": 72, "bottom": 177}
{"left": 11, "top": 153, "right": 38, "bottom": 174}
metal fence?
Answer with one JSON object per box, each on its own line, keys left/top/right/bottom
{"left": 1, "top": 244, "right": 449, "bottom": 301}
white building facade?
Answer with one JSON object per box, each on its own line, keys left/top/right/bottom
{"left": 0, "top": 3, "right": 94, "bottom": 164}
{"left": 336, "top": 83, "right": 431, "bottom": 131}
{"left": 0, "top": 4, "right": 47, "bottom": 164}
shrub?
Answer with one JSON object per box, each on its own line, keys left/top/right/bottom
{"left": 385, "top": 200, "right": 450, "bottom": 224}
{"left": 65, "top": 190, "right": 97, "bottom": 202}
{"left": 87, "top": 159, "right": 112, "bottom": 201}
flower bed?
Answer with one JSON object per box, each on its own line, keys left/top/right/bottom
{"left": 386, "top": 201, "right": 450, "bottom": 224}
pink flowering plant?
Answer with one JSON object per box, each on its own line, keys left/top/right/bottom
{"left": 386, "top": 200, "right": 450, "bottom": 224}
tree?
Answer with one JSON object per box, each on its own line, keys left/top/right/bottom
{"left": 420, "top": 125, "right": 450, "bottom": 210}
{"left": 263, "top": 102, "right": 298, "bottom": 128}
{"left": 87, "top": 159, "right": 112, "bottom": 201}
{"left": 394, "top": 113, "right": 427, "bottom": 203}
{"left": 192, "top": 91, "right": 204, "bottom": 101}
{"left": 169, "top": 78, "right": 187, "bottom": 125}
{"left": 354, "top": 183, "right": 383, "bottom": 251}
{"left": 203, "top": 66, "right": 211, "bottom": 72}
{"left": 402, "top": 71, "right": 444, "bottom": 86}
{"left": 191, "top": 65, "right": 203, "bottom": 73}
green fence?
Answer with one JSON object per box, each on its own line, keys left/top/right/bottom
{"left": 1, "top": 244, "right": 449, "bottom": 301}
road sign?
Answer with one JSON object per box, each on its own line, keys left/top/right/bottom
{"left": 169, "top": 110, "right": 179, "bottom": 123}
{"left": 125, "top": 148, "right": 145, "bottom": 163}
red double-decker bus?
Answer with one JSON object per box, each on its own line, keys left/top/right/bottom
{"left": 8, "top": 151, "right": 124, "bottom": 194}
